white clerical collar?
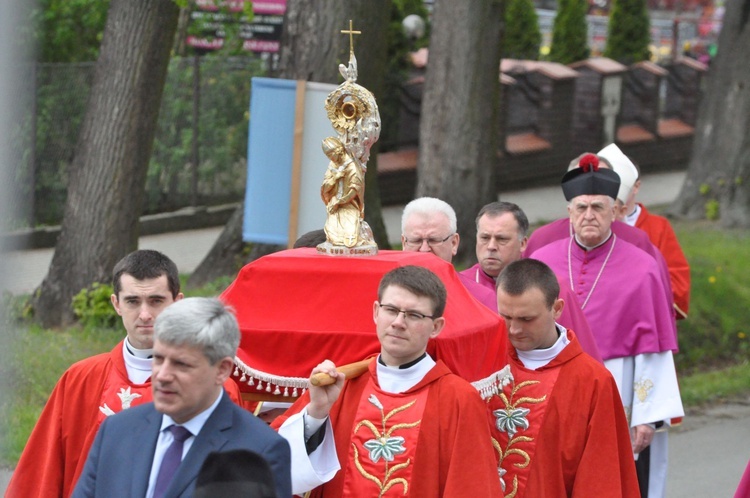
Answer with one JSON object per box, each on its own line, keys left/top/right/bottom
{"left": 125, "top": 337, "right": 154, "bottom": 359}
{"left": 123, "top": 339, "right": 153, "bottom": 384}
{"left": 574, "top": 230, "right": 613, "bottom": 251}
{"left": 516, "top": 324, "right": 570, "bottom": 370}
{"left": 624, "top": 204, "right": 641, "bottom": 227}
{"left": 376, "top": 354, "right": 435, "bottom": 394}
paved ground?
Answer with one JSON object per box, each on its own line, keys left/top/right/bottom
{"left": 667, "top": 398, "right": 750, "bottom": 497}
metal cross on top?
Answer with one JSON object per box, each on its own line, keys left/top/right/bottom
{"left": 341, "top": 19, "right": 361, "bottom": 55}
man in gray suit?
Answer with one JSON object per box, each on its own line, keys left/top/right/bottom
{"left": 72, "top": 297, "right": 292, "bottom": 498}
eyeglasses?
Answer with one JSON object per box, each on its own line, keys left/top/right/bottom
{"left": 402, "top": 233, "right": 454, "bottom": 249}
{"left": 378, "top": 303, "right": 435, "bottom": 323}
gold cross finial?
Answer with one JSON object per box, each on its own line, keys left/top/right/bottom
{"left": 341, "top": 20, "right": 361, "bottom": 56}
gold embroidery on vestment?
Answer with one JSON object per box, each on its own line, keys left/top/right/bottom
{"left": 491, "top": 374, "right": 546, "bottom": 495}
{"left": 353, "top": 396, "right": 421, "bottom": 496}
{"left": 634, "top": 378, "right": 654, "bottom": 403}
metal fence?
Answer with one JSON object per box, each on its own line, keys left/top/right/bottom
{"left": 9, "top": 55, "right": 267, "bottom": 228}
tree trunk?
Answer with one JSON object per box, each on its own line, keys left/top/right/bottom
{"left": 33, "top": 0, "right": 179, "bottom": 327}
{"left": 193, "top": 0, "right": 393, "bottom": 283}
{"left": 669, "top": 0, "right": 750, "bottom": 226}
{"left": 417, "top": 0, "right": 503, "bottom": 265}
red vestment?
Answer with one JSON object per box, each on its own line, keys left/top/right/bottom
{"left": 272, "top": 359, "right": 502, "bottom": 498}
{"left": 6, "top": 341, "right": 241, "bottom": 498}
{"left": 635, "top": 203, "right": 691, "bottom": 319}
{"left": 481, "top": 331, "right": 639, "bottom": 497}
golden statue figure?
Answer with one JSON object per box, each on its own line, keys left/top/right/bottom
{"left": 317, "top": 21, "right": 380, "bottom": 256}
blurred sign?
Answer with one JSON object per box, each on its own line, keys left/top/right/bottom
{"left": 187, "top": 0, "right": 286, "bottom": 54}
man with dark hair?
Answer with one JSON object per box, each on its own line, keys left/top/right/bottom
{"left": 460, "top": 201, "right": 603, "bottom": 362}
{"left": 7, "top": 250, "right": 241, "bottom": 498}
{"left": 461, "top": 201, "right": 529, "bottom": 289}
{"left": 73, "top": 298, "right": 291, "bottom": 498}
{"left": 273, "top": 265, "right": 502, "bottom": 497}
{"left": 474, "top": 259, "right": 638, "bottom": 497}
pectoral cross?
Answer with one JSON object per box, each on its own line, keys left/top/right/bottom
{"left": 341, "top": 20, "right": 361, "bottom": 56}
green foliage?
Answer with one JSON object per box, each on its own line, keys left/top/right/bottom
{"left": 186, "top": 1, "right": 255, "bottom": 56}
{"left": 71, "top": 283, "right": 118, "bottom": 329}
{"left": 31, "top": 63, "right": 95, "bottom": 225}
{"left": 705, "top": 199, "right": 720, "bottom": 220}
{"left": 674, "top": 222, "right": 750, "bottom": 372}
{"left": 32, "top": 0, "right": 109, "bottom": 62}
{"left": 604, "top": 0, "right": 651, "bottom": 64}
{"left": 679, "top": 361, "right": 750, "bottom": 407}
{"left": 0, "top": 323, "right": 122, "bottom": 465}
{"left": 548, "top": 0, "right": 589, "bottom": 64}
{"left": 146, "top": 56, "right": 263, "bottom": 212}
{"left": 503, "top": 0, "right": 542, "bottom": 60}
{"left": 182, "top": 274, "right": 236, "bottom": 296}
{"left": 2, "top": 291, "right": 35, "bottom": 323}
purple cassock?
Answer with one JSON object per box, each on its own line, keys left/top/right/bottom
{"left": 457, "top": 271, "right": 499, "bottom": 312}
{"left": 524, "top": 218, "right": 677, "bottom": 333}
{"left": 529, "top": 234, "right": 678, "bottom": 360}
{"left": 459, "top": 263, "right": 604, "bottom": 363}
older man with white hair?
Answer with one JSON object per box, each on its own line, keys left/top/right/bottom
{"left": 400, "top": 197, "right": 497, "bottom": 311}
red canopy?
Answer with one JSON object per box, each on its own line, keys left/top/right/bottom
{"left": 221, "top": 248, "right": 508, "bottom": 397}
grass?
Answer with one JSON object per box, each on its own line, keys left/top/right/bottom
{"left": 679, "top": 360, "right": 750, "bottom": 409}
{"left": 1, "top": 219, "right": 749, "bottom": 467}
{"left": 0, "top": 324, "right": 122, "bottom": 467}
{"left": 672, "top": 220, "right": 750, "bottom": 372}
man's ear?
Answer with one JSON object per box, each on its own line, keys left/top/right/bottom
{"left": 429, "top": 317, "right": 446, "bottom": 339}
{"left": 175, "top": 292, "right": 184, "bottom": 302}
{"left": 111, "top": 294, "right": 123, "bottom": 316}
{"left": 552, "top": 298, "right": 564, "bottom": 320}
{"left": 216, "top": 357, "right": 234, "bottom": 384}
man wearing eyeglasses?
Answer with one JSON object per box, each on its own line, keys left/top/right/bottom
{"left": 273, "top": 265, "right": 502, "bottom": 497}
{"left": 400, "top": 196, "right": 498, "bottom": 311}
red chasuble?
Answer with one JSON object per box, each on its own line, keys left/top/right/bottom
{"left": 272, "top": 360, "right": 503, "bottom": 498}
{"left": 635, "top": 203, "right": 691, "bottom": 319}
{"left": 7, "top": 341, "right": 241, "bottom": 498}
{"left": 477, "top": 331, "right": 639, "bottom": 497}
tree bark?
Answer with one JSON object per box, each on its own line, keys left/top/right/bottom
{"left": 669, "top": 0, "right": 750, "bottom": 226}
{"left": 33, "top": 0, "right": 179, "bottom": 327}
{"left": 192, "top": 0, "right": 393, "bottom": 285}
{"left": 417, "top": 0, "right": 503, "bottom": 265}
